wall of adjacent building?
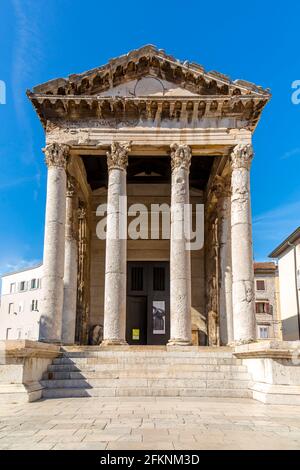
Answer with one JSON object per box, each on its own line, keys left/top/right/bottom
{"left": 89, "top": 183, "right": 206, "bottom": 337}
{"left": 254, "top": 270, "right": 282, "bottom": 340}
{"left": 277, "top": 242, "right": 300, "bottom": 340}
{"left": 0, "top": 265, "right": 43, "bottom": 340}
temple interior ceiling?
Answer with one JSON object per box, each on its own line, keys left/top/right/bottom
{"left": 81, "top": 154, "right": 215, "bottom": 190}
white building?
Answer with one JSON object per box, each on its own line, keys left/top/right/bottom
{"left": 269, "top": 227, "right": 300, "bottom": 340}
{"left": 0, "top": 264, "right": 43, "bottom": 340}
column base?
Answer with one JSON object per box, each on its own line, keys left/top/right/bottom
{"left": 39, "top": 339, "right": 62, "bottom": 345}
{"left": 101, "top": 339, "right": 128, "bottom": 347}
{"left": 167, "top": 339, "right": 192, "bottom": 346}
{"left": 228, "top": 338, "right": 257, "bottom": 347}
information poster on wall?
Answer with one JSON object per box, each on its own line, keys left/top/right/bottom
{"left": 132, "top": 329, "right": 140, "bottom": 340}
{"left": 152, "top": 301, "right": 166, "bottom": 335}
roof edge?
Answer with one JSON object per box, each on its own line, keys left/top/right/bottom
{"left": 1, "top": 262, "right": 43, "bottom": 278}
{"left": 269, "top": 227, "right": 300, "bottom": 258}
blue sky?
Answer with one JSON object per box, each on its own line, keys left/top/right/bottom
{"left": 0, "top": 0, "right": 299, "bottom": 274}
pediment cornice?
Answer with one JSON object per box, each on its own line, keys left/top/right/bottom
{"left": 28, "top": 45, "right": 271, "bottom": 132}
{"left": 30, "top": 45, "right": 270, "bottom": 99}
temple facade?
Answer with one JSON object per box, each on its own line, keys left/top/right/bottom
{"left": 28, "top": 45, "right": 271, "bottom": 347}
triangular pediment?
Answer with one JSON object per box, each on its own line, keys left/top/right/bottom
{"left": 28, "top": 45, "right": 271, "bottom": 131}
{"left": 97, "top": 77, "right": 200, "bottom": 98}
{"left": 31, "top": 44, "right": 270, "bottom": 99}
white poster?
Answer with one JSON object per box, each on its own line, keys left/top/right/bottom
{"left": 152, "top": 301, "right": 166, "bottom": 335}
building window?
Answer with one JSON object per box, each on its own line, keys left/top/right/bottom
{"left": 6, "top": 328, "right": 12, "bottom": 339}
{"left": 30, "top": 279, "right": 38, "bottom": 289}
{"left": 8, "top": 303, "right": 14, "bottom": 314}
{"left": 255, "top": 302, "right": 270, "bottom": 314}
{"left": 31, "top": 300, "right": 38, "bottom": 311}
{"left": 256, "top": 280, "right": 265, "bottom": 291}
{"left": 259, "top": 326, "right": 269, "bottom": 339}
{"left": 17, "top": 329, "right": 22, "bottom": 340}
{"left": 19, "top": 281, "right": 27, "bottom": 292}
{"left": 18, "top": 303, "right": 23, "bottom": 313}
{"left": 9, "top": 282, "right": 16, "bottom": 293}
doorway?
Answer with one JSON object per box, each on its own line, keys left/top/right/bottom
{"left": 126, "top": 261, "right": 170, "bottom": 345}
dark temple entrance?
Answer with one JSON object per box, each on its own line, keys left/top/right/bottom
{"left": 126, "top": 261, "right": 170, "bottom": 345}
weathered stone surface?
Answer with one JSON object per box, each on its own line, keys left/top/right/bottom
{"left": 230, "top": 144, "right": 256, "bottom": 343}
{"left": 0, "top": 340, "right": 59, "bottom": 403}
{"left": 103, "top": 142, "right": 131, "bottom": 345}
{"left": 62, "top": 175, "right": 78, "bottom": 344}
{"left": 169, "top": 144, "right": 192, "bottom": 346}
{"left": 41, "top": 144, "right": 70, "bottom": 343}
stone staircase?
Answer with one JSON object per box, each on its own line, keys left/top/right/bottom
{"left": 41, "top": 346, "right": 253, "bottom": 399}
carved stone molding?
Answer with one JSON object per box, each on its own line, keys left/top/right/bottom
{"left": 211, "top": 175, "right": 231, "bottom": 200}
{"left": 66, "top": 175, "right": 78, "bottom": 198}
{"left": 43, "top": 142, "right": 70, "bottom": 169}
{"left": 106, "top": 141, "right": 131, "bottom": 171}
{"left": 231, "top": 143, "right": 253, "bottom": 170}
{"left": 170, "top": 143, "right": 192, "bottom": 172}
{"left": 77, "top": 202, "right": 87, "bottom": 220}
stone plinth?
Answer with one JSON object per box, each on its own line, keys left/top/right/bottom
{"left": 234, "top": 341, "right": 300, "bottom": 404}
{"left": 0, "top": 340, "right": 60, "bottom": 403}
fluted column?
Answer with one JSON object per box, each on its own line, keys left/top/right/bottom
{"left": 168, "top": 143, "right": 192, "bottom": 346}
{"left": 40, "top": 143, "right": 69, "bottom": 342}
{"left": 102, "top": 142, "right": 131, "bottom": 346}
{"left": 62, "top": 175, "right": 78, "bottom": 344}
{"left": 230, "top": 143, "right": 256, "bottom": 343}
{"left": 215, "top": 177, "right": 234, "bottom": 345}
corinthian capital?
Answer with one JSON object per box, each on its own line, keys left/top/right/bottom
{"left": 170, "top": 143, "right": 192, "bottom": 172}
{"left": 107, "top": 141, "right": 131, "bottom": 171}
{"left": 43, "top": 143, "right": 70, "bottom": 169}
{"left": 231, "top": 144, "right": 253, "bottom": 170}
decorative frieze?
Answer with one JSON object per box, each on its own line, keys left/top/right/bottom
{"left": 30, "top": 95, "right": 268, "bottom": 131}
{"left": 106, "top": 141, "right": 131, "bottom": 171}
{"left": 43, "top": 142, "right": 70, "bottom": 169}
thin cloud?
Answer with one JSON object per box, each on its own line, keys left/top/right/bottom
{"left": 11, "top": 0, "right": 45, "bottom": 167}
{"left": 0, "top": 174, "right": 39, "bottom": 190}
{"left": 281, "top": 147, "right": 300, "bottom": 160}
{"left": 253, "top": 199, "right": 300, "bottom": 244}
{"left": 0, "top": 258, "right": 42, "bottom": 277}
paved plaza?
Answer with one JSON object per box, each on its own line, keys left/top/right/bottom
{"left": 0, "top": 397, "right": 300, "bottom": 450}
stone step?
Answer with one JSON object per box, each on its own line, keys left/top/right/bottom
{"left": 61, "top": 350, "right": 234, "bottom": 358}
{"left": 43, "top": 370, "right": 250, "bottom": 380}
{"left": 52, "top": 356, "right": 242, "bottom": 366}
{"left": 47, "top": 363, "right": 248, "bottom": 373}
{"left": 40, "top": 378, "right": 251, "bottom": 389}
{"left": 42, "top": 387, "right": 252, "bottom": 399}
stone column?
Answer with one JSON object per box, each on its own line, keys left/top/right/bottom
{"left": 62, "top": 175, "right": 78, "bottom": 344}
{"left": 168, "top": 143, "right": 192, "bottom": 346}
{"left": 230, "top": 143, "right": 256, "bottom": 343}
{"left": 102, "top": 142, "right": 131, "bottom": 346}
{"left": 76, "top": 201, "right": 90, "bottom": 344}
{"left": 40, "top": 143, "right": 69, "bottom": 343}
{"left": 215, "top": 177, "right": 234, "bottom": 345}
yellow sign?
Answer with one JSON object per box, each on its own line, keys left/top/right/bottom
{"left": 132, "top": 329, "right": 140, "bottom": 340}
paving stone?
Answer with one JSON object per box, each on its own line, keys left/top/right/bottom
{"left": 0, "top": 397, "right": 299, "bottom": 449}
